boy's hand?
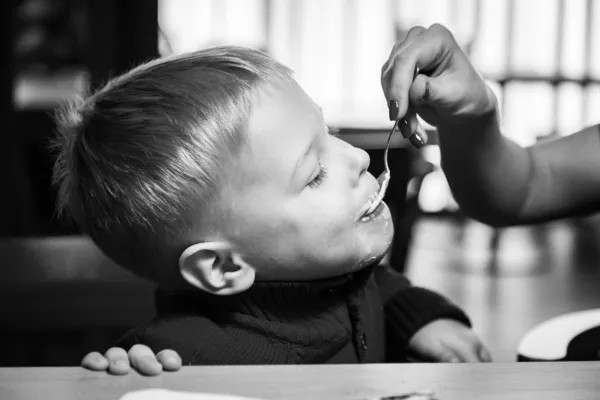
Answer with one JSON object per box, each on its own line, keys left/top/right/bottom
{"left": 408, "top": 319, "right": 492, "bottom": 363}
{"left": 381, "top": 24, "right": 497, "bottom": 130}
{"left": 81, "top": 344, "right": 182, "bottom": 376}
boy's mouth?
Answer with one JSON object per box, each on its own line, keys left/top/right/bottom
{"left": 357, "top": 186, "right": 385, "bottom": 222}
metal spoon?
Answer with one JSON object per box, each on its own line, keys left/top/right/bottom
{"left": 365, "top": 119, "right": 399, "bottom": 215}
{"left": 365, "top": 66, "right": 428, "bottom": 214}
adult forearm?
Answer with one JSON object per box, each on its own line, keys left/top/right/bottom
{"left": 437, "top": 109, "right": 534, "bottom": 226}
{"left": 520, "top": 125, "right": 600, "bottom": 222}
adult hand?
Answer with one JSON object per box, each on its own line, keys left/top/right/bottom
{"left": 381, "top": 24, "right": 498, "bottom": 136}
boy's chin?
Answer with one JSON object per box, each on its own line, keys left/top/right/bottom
{"left": 356, "top": 252, "right": 387, "bottom": 270}
{"left": 353, "top": 235, "right": 394, "bottom": 272}
{"left": 355, "top": 214, "right": 394, "bottom": 270}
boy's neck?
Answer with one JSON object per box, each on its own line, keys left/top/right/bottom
{"left": 156, "top": 264, "right": 377, "bottom": 321}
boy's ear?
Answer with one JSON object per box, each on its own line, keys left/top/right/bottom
{"left": 178, "top": 242, "right": 256, "bottom": 295}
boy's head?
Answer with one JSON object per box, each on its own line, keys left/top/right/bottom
{"left": 52, "top": 46, "right": 394, "bottom": 295}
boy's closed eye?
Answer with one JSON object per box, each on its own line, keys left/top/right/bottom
{"left": 308, "top": 163, "right": 327, "bottom": 188}
{"left": 306, "top": 127, "right": 339, "bottom": 189}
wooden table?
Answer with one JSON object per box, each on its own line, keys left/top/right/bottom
{"left": 2, "top": 362, "right": 600, "bottom": 400}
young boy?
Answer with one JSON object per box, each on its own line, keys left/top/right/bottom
{"left": 52, "top": 46, "right": 490, "bottom": 375}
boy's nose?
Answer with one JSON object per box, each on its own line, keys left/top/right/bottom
{"left": 352, "top": 147, "right": 370, "bottom": 182}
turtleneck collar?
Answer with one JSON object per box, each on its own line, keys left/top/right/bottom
{"left": 155, "top": 265, "right": 376, "bottom": 328}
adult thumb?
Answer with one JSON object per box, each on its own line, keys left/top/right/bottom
{"left": 409, "top": 74, "right": 439, "bottom": 107}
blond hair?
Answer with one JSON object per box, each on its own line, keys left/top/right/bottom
{"left": 51, "top": 46, "right": 293, "bottom": 284}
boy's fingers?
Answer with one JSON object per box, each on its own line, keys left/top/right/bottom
{"left": 157, "top": 349, "right": 183, "bottom": 371}
{"left": 448, "top": 339, "right": 481, "bottom": 363}
{"left": 128, "top": 344, "right": 162, "bottom": 376}
{"left": 81, "top": 351, "right": 109, "bottom": 371}
{"left": 105, "top": 347, "right": 131, "bottom": 375}
{"left": 478, "top": 345, "right": 493, "bottom": 362}
{"left": 434, "top": 349, "right": 461, "bottom": 363}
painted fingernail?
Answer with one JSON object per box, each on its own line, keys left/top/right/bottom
{"left": 418, "top": 126, "right": 429, "bottom": 143}
{"left": 388, "top": 100, "right": 399, "bottom": 121}
{"left": 409, "top": 133, "right": 426, "bottom": 148}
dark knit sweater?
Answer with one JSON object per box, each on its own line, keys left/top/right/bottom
{"left": 118, "top": 265, "right": 471, "bottom": 365}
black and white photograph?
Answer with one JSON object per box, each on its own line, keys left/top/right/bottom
{"left": 2, "top": 1, "right": 600, "bottom": 399}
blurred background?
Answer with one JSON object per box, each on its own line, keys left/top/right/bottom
{"left": 3, "top": 0, "right": 600, "bottom": 366}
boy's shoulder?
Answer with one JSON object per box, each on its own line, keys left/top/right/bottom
{"left": 117, "top": 312, "right": 294, "bottom": 366}
{"left": 117, "top": 313, "right": 220, "bottom": 365}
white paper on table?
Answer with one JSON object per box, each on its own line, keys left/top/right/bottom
{"left": 119, "top": 389, "right": 266, "bottom": 400}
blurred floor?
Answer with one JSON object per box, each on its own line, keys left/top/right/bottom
{"left": 405, "top": 214, "right": 600, "bottom": 362}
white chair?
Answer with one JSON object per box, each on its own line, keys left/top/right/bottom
{"left": 517, "top": 309, "right": 600, "bottom": 361}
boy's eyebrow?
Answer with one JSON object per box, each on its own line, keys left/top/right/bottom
{"left": 291, "top": 140, "right": 314, "bottom": 182}
{"left": 291, "top": 106, "right": 323, "bottom": 182}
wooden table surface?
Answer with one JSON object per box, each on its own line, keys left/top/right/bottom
{"left": 2, "top": 362, "right": 600, "bottom": 400}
